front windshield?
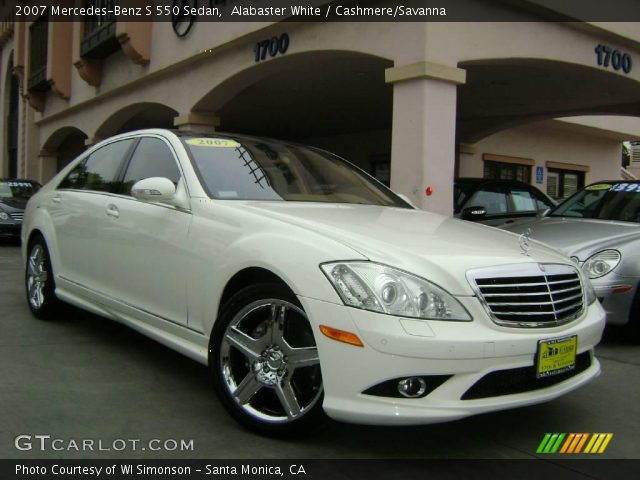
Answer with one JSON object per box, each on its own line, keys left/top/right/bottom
{"left": 182, "top": 136, "right": 409, "bottom": 207}
{"left": 549, "top": 182, "right": 640, "bottom": 223}
{"left": 0, "top": 181, "right": 40, "bottom": 200}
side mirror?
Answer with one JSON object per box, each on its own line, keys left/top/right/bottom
{"left": 131, "top": 177, "right": 176, "bottom": 202}
{"left": 461, "top": 205, "right": 487, "bottom": 221}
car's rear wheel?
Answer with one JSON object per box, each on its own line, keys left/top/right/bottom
{"left": 25, "top": 237, "right": 62, "bottom": 320}
{"left": 210, "top": 283, "right": 325, "bottom": 435}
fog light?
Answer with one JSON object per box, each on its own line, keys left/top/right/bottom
{"left": 397, "top": 377, "right": 427, "bottom": 398}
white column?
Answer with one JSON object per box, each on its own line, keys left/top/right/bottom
{"left": 386, "top": 61, "right": 465, "bottom": 215}
{"left": 173, "top": 112, "right": 220, "bottom": 134}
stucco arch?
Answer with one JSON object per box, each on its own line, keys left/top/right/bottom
{"left": 42, "top": 126, "right": 87, "bottom": 152}
{"left": 189, "top": 50, "right": 394, "bottom": 173}
{"left": 41, "top": 126, "right": 88, "bottom": 173}
{"left": 95, "top": 102, "right": 179, "bottom": 139}
{"left": 457, "top": 58, "right": 640, "bottom": 142}
{"left": 192, "top": 50, "right": 393, "bottom": 115}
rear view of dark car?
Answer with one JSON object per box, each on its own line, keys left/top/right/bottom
{"left": 454, "top": 178, "right": 555, "bottom": 227}
{"left": 0, "top": 180, "right": 41, "bottom": 238}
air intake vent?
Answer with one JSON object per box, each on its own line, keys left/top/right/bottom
{"left": 468, "top": 263, "right": 584, "bottom": 328}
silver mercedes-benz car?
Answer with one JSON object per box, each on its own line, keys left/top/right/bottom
{"left": 504, "top": 180, "right": 640, "bottom": 342}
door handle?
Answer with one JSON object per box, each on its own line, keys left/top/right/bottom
{"left": 105, "top": 204, "right": 120, "bottom": 218}
{"left": 52, "top": 195, "right": 61, "bottom": 204}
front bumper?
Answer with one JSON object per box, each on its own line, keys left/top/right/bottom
{"left": 299, "top": 295, "right": 605, "bottom": 425}
{"left": 0, "top": 221, "right": 21, "bottom": 237}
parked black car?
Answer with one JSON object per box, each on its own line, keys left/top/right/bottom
{"left": 454, "top": 178, "right": 555, "bottom": 226}
{"left": 0, "top": 179, "right": 41, "bottom": 238}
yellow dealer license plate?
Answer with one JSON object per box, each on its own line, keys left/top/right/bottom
{"left": 536, "top": 335, "right": 577, "bottom": 378}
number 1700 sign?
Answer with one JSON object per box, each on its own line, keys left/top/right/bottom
{"left": 595, "top": 44, "right": 632, "bottom": 74}
{"left": 254, "top": 33, "right": 290, "bottom": 62}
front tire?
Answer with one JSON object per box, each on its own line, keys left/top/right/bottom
{"left": 25, "top": 237, "right": 62, "bottom": 320}
{"left": 210, "top": 283, "right": 325, "bottom": 436}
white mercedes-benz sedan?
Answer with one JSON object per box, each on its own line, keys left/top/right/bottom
{"left": 22, "top": 129, "right": 605, "bottom": 435}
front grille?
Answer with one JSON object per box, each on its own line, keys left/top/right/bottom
{"left": 9, "top": 212, "right": 23, "bottom": 221}
{"left": 461, "top": 351, "right": 591, "bottom": 400}
{"left": 468, "top": 263, "right": 584, "bottom": 327}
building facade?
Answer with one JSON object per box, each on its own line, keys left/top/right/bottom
{"left": 1, "top": 0, "right": 640, "bottom": 214}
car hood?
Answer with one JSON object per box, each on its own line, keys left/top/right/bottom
{"left": 503, "top": 217, "right": 640, "bottom": 257}
{"left": 239, "top": 202, "right": 572, "bottom": 296}
{"left": 0, "top": 197, "right": 27, "bottom": 212}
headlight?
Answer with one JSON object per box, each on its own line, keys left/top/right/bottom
{"left": 320, "top": 262, "right": 471, "bottom": 321}
{"left": 582, "top": 250, "right": 621, "bottom": 279}
{"left": 0, "top": 211, "right": 9, "bottom": 220}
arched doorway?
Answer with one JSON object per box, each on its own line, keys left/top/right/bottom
{"left": 456, "top": 58, "right": 640, "bottom": 201}
{"left": 192, "top": 51, "right": 394, "bottom": 184}
{"left": 42, "top": 126, "right": 88, "bottom": 174}
{"left": 457, "top": 58, "right": 640, "bottom": 143}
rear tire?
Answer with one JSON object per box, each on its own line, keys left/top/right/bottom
{"left": 25, "top": 236, "right": 63, "bottom": 320}
{"left": 210, "top": 283, "right": 326, "bottom": 436}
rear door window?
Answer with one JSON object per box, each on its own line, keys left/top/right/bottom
{"left": 467, "top": 186, "right": 508, "bottom": 215}
{"left": 59, "top": 139, "right": 134, "bottom": 192}
{"left": 509, "top": 188, "right": 538, "bottom": 213}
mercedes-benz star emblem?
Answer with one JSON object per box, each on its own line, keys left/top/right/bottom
{"left": 519, "top": 228, "right": 532, "bottom": 255}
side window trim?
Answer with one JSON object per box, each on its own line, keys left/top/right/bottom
{"left": 112, "top": 137, "right": 141, "bottom": 195}
{"left": 113, "top": 137, "right": 141, "bottom": 190}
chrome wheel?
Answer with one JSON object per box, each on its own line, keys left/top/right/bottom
{"left": 219, "top": 299, "right": 322, "bottom": 424}
{"left": 26, "top": 244, "right": 48, "bottom": 310}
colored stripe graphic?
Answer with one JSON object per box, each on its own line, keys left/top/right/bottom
{"left": 538, "top": 433, "right": 613, "bottom": 454}
{"left": 584, "top": 433, "right": 599, "bottom": 453}
{"left": 537, "top": 433, "right": 565, "bottom": 453}
{"left": 559, "top": 433, "right": 575, "bottom": 453}
{"left": 567, "top": 433, "right": 584, "bottom": 453}
{"left": 536, "top": 433, "right": 552, "bottom": 454}
{"left": 574, "top": 433, "right": 589, "bottom": 453}
{"left": 584, "top": 433, "right": 613, "bottom": 454}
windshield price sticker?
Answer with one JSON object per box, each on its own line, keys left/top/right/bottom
{"left": 186, "top": 138, "right": 241, "bottom": 148}
{"left": 610, "top": 183, "right": 640, "bottom": 192}
{"left": 585, "top": 183, "right": 612, "bottom": 191}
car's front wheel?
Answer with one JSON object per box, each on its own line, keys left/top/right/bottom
{"left": 25, "top": 236, "right": 62, "bottom": 320}
{"left": 210, "top": 284, "right": 325, "bottom": 435}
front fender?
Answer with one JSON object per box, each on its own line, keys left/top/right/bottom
{"left": 186, "top": 211, "right": 366, "bottom": 336}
